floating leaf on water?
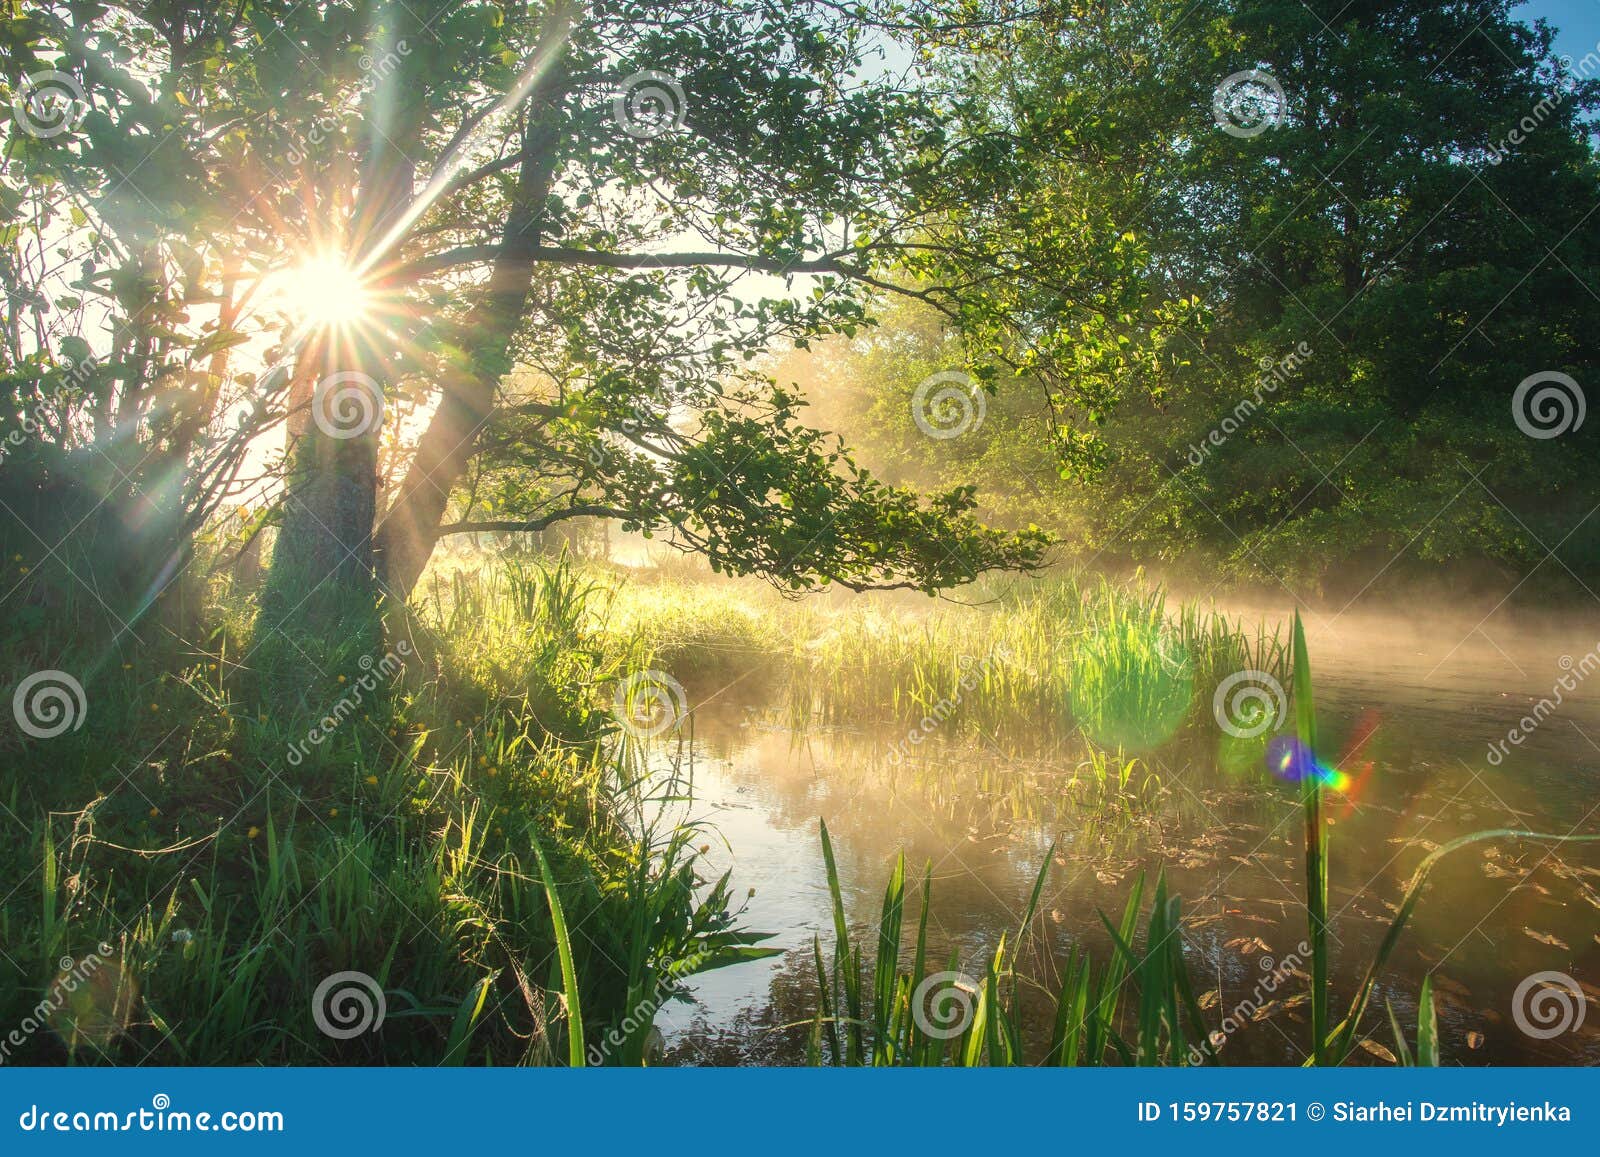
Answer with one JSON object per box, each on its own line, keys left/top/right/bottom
{"left": 1198, "top": 990, "right": 1220, "bottom": 1009}
{"left": 1250, "top": 1000, "right": 1281, "bottom": 1022}
{"left": 1223, "top": 935, "right": 1271, "bottom": 955}
{"left": 1522, "top": 927, "right": 1570, "bottom": 949}
{"left": 1466, "top": 1031, "right": 1485, "bottom": 1050}
{"left": 1358, "top": 1039, "right": 1398, "bottom": 1064}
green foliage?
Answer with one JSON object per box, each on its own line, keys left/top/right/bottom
{"left": 802, "top": 0, "right": 1600, "bottom": 593}
{"left": 0, "top": 556, "right": 759, "bottom": 1064}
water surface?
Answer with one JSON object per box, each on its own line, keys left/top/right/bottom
{"left": 653, "top": 606, "right": 1600, "bottom": 1065}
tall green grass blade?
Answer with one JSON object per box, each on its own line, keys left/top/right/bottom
{"left": 532, "top": 837, "right": 585, "bottom": 1068}
{"left": 443, "top": 975, "right": 494, "bottom": 1065}
{"left": 818, "top": 820, "right": 862, "bottom": 1064}
{"left": 872, "top": 852, "right": 906, "bottom": 1064}
{"left": 909, "top": 862, "right": 933, "bottom": 1063}
{"left": 1292, "top": 611, "right": 1330, "bottom": 1065}
{"left": 1385, "top": 999, "right": 1414, "bottom": 1067}
{"left": 1416, "top": 974, "right": 1439, "bottom": 1067}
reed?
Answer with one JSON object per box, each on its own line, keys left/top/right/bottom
{"left": 808, "top": 820, "right": 1211, "bottom": 1066}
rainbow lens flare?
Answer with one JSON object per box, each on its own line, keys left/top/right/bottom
{"left": 1265, "top": 734, "right": 1351, "bottom": 792}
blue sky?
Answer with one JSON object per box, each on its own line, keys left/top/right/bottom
{"left": 1517, "top": 0, "right": 1600, "bottom": 59}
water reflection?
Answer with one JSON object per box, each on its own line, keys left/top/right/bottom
{"left": 652, "top": 610, "right": 1600, "bottom": 1066}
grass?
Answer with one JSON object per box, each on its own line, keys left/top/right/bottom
{"left": 800, "top": 612, "right": 1600, "bottom": 1067}
{"left": 7, "top": 547, "right": 1594, "bottom": 1067}
{"left": 0, "top": 552, "right": 762, "bottom": 1065}
{"left": 807, "top": 820, "right": 1211, "bottom": 1066}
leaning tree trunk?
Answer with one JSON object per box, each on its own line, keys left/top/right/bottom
{"left": 375, "top": 32, "right": 570, "bottom": 598}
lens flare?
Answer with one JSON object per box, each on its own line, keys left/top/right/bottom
{"left": 1265, "top": 734, "right": 1351, "bottom": 792}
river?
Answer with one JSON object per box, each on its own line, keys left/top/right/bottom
{"left": 647, "top": 603, "right": 1600, "bottom": 1065}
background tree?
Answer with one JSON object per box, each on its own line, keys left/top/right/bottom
{"left": 821, "top": 0, "right": 1600, "bottom": 595}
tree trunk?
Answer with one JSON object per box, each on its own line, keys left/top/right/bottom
{"left": 376, "top": 21, "right": 570, "bottom": 598}
{"left": 262, "top": 11, "right": 420, "bottom": 631}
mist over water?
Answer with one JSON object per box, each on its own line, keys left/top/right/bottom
{"left": 644, "top": 593, "right": 1600, "bottom": 1066}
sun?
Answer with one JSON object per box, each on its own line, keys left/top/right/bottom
{"left": 266, "top": 254, "right": 374, "bottom": 330}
